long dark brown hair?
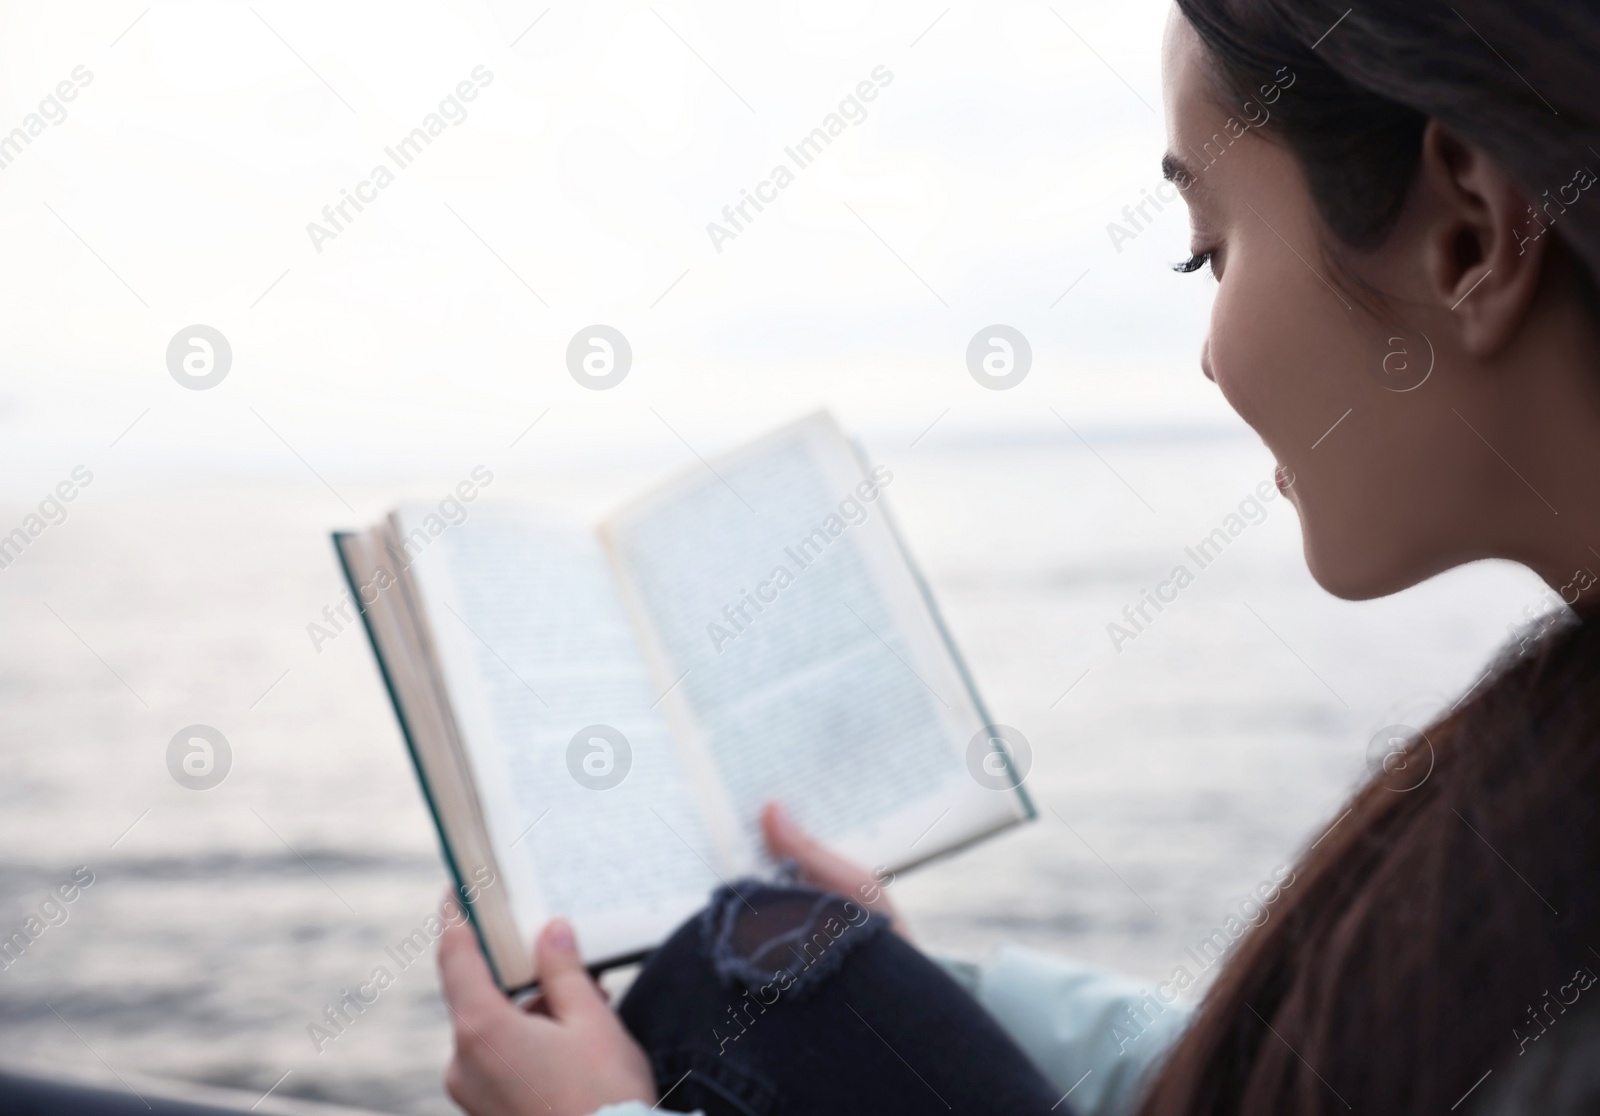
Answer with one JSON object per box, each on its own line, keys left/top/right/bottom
{"left": 1138, "top": 2, "right": 1600, "bottom": 1112}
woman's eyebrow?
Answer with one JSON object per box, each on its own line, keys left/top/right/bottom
{"left": 1161, "top": 152, "right": 1197, "bottom": 189}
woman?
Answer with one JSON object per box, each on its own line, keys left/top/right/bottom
{"left": 436, "top": 1, "right": 1600, "bottom": 1112}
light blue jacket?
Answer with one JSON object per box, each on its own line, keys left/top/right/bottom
{"left": 592, "top": 946, "right": 1190, "bottom": 1116}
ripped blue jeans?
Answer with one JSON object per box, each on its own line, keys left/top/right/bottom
{"left": 618, "top": 881, "right": 1065, "bottom": 1116}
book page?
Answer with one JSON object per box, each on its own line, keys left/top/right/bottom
{"left": 399, "top": 505, "right": 719, "bottom": 967}
{"left": 603, "top": 413, "right": 1029, "bottom": 879}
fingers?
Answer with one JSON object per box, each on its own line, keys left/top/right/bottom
{"left": 437, "top": 916, "right": 515, "bottom": 1028}
{"left": 761, "top": 802, "right": 867, "bottom": 895}
{"left": 762, "top": 802, "right": 911, "bottom": 941}
{"left": 534, "top": 918, "right": 606, "bottom": 1023}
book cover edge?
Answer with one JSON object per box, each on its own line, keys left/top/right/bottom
{"left": 330, "top": 530, "right": 519, "bottom": 992}
{"left": 845, "top": 440, "right": 1039, "bottom": 826}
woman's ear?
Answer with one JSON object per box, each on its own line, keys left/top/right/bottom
{"left": 1414, "top": 120, "right": 1548, "bottom": 351}
{"left": 1417, "top": 120, "right": 1545, "bottom": 354}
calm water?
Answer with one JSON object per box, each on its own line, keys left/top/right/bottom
{"left": 0, "top": 429, "right": 1546, "bottom": 1113}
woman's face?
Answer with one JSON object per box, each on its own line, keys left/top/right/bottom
{"left": 1160, "top": 11, "right": 1514, "bottom": 600}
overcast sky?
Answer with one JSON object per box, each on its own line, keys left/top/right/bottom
{"left": 0, "top": 0, "right": 1227, "bottom": 492}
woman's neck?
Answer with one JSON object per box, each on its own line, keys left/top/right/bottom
{"left": 1492, "top": 279, "right": 1600, "bottom": 612}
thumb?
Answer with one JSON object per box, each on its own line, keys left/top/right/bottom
{"left": 761, "top": 802, "right": 866, "bottom": 896}
{"left": 534, "top": 918, "right": 604, "bottom": 1022}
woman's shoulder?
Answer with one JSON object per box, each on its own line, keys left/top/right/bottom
{"left": 936, "top": 944, "right": 1192, "bottom": 1116}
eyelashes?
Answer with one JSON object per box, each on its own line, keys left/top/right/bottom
{"left": 1174, "top": 251, "right": 1215, "bottom": 275}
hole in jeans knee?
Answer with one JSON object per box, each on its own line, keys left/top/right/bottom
{"left": 701, "top": 881, "right": 887, "bottom": 998}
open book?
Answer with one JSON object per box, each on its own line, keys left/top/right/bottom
{"left": 335, "top": 412, "right": 1033, "bottom": 990}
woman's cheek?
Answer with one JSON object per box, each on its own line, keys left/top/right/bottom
{"left": 1206, "top": 250, "right": 1345, "bottom": 470}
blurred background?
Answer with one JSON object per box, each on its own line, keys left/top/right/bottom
{"left": 0, "top": 1, "right": 1551, "bottom": 1112}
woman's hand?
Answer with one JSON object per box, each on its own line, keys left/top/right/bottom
{"left": 437, "top": 912, "right": 655, "bottom": 1116}
{"left": 760, "top": 802, "right": 911, "bottom": 941}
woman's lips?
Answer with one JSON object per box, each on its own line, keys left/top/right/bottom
{"left": 1275, "top": 463, "right": 1296, "bottom": 491}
